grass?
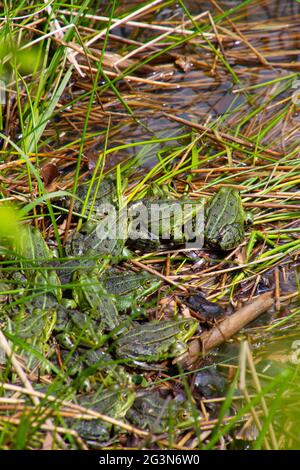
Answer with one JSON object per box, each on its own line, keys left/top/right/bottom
{"left": 0, "top": 0, "right": 300, "bottom": 450}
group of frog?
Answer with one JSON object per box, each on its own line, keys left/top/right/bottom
{"left": 0, "top": 177, "right": 248, "bottom": 445}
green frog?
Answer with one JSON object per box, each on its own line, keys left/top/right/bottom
{"left": 72, "top": 177, "right": 118, "bottom": 220}
{"left": 72, "top": 271, "right": 121, "bottom": 331}
{"left": 79, "top": 348, "right": 132, "bottom": 389}
{"left": 66, "top": 387, "right": 135, "bottom": 446}
{"left": 126, "top": 390, "right": 200, "bottom": 433}
{"left": 113, "top": 317, "right": 198, "bottom": 367}
{"left": 52, "top": 345, "right": 132, "bottom": 392}
{"left": 205, "top": 187, "right": 247, "bottom": 251}
{"left": 100, "top": 268, "right": 161, "bottom": 312}
{"left": 12, "top": 225, "right": 62, "bottom": 300}
{"left": 55, "top": 306, "right": 104, "bottom": 349}
{"left": 128, "top": 198, "right": 203, "bottom": 250}
{"left": 1, "top": 226, "right": 64, "bottom": 371}
{"left": 4, "top": 282, "right": 57, "bottom": 371}
{"left": 66, "top": 176, "right": 129, "bottom": 261}
{"left": 17, "top": 225, "right": 54, "bottom": 269}
{"left": 66, "top": 219, "right": 128, "bottom": 260}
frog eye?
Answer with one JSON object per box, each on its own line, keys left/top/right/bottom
{"left": 121, "top": 392, "right": 128, "bottom": 400}
{"left": 183, "top": 322, "right": 191, "bottom": 331}
{"left": 178, "top": 409, "right": 189, "bottom": 419}
{"left": 144, "top": 279, "right": 152, "bottom": 287}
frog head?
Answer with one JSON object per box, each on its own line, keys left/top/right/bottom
{"left": 175, "top": 318, "right": 198, "bottom": 343}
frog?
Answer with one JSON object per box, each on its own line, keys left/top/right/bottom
{"left": 72, "top": 176, "right": 118, "bottom": 220}
{"left": 72, "top": 270, "right": 121, "bottom": 331}
{"left": 4, "top": 287, "right": 57, "bottom": 372}
{"left": 204, "top": 187, "right": 247, "bottom": 251}
{"left": 4, "top": 264, "right": 60, "bottom": 346}
{"left": 50, "top": 257, "right": 96, "bottom": 286}
{"left": 54, "top": 306, "right": 104, "bottom": 349}
{"left": 113, "top": 317, "right": 198, "bottom": 367}
{"left": 65, "top": 176, "right": 129, "bottom": 261}
{"left": 17, "top": 225, "right": 55, "bottom": 269}
{"left": 1, "top": 227, "right": 63, "bottom": 372}
{"left": 126, "top": 390, "right": 200, "bottom": 433}
{"left": 128, "top": 198, "right": 203, "bottom": 250}
{"left": 100, "top": 268, "right": 162, "bottom": 312}
{"left": 66, "top": 219, "right": 128, "bottom": 260}
{"left": 65, "top": 386, "right": 135, "bottom": 446}
{"left": 78, "top": 348, "right": 132, "bottom": 389}
{"left": 51, "top": 344, "right": 132, "bottom": 392}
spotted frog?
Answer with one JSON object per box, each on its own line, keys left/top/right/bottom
{"left": 113, "top": 317, "right": 198, "bottom": 367}
{"left": 205, "top": 187, "right": 247, "bottom": 251}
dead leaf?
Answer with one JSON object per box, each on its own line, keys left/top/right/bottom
{"left": 41, "top": 163, "right": 59, "bottom": 188}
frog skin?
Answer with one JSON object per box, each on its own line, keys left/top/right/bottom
{"left": 128, "top": 198, "right": 203, "bottom": 250}
{"left": 72, "top": 177, "right": 118, "bottom": 220}
{"left": 66, "top": 387, "right": 135, "bottom": 446}
{"left": 204, "top": 187, "right": 246, "bottom": 251}
{"left": 65, "top": 177, "right": 128, "bottom": 260}
{"left": 126, "top": 390, "right": 199, "bottom": 433}
{"left": 79, "top": 386, "right": 135, "bottom": 417}
{"left": 72, "top": 271, "right": 121, "bottom": 331}
{"left": 79, "top": 348, "right": 132, "bottom": 389}
{"left": 17, "top": 225, "right": 54, "bottom": 269}
{"left": 100, "top": 268, "right": 161, "bottom": 312}
{"left": 51, "top": 258, "right": 96, "bottom": 286}
{"left": 66, "top": 220, "right": 127, "bottom": 260}
{"left": 3, "top": 265, "right": 60, "bottom": 370}
{"left": 55, "top": 306, "right": 104, "bottom": 349}
{"left": 13, "top": 225, "right": 62, "bottom": 301}
{"left": 51, "top": 345, "right": 132, "bottom": 392}
{"left": 4, "top": 300, "right": 57, "bottom": 373}
{"left": 113, "top": 318, "right": 198, "bottom": 367}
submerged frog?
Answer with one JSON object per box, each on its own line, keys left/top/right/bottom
{"left": 113, "top": 317, "right": 198, "bottom": 367}
{"left": 100, "top": 268, "right": 161, "bottom": 312}
{"left": 205, "top": 187, "right": 247, "bottom": 251}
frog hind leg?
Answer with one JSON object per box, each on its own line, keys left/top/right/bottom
{"left": 219, "top": 223, "right": 245, "bottom": 251}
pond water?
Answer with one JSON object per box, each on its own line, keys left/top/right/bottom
{"left": 54, "top": 0, "right": 300, "bottom": 172}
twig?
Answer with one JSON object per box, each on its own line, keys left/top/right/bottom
{"left": 163, "top": 112, "right": 282, "bottom": 157}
